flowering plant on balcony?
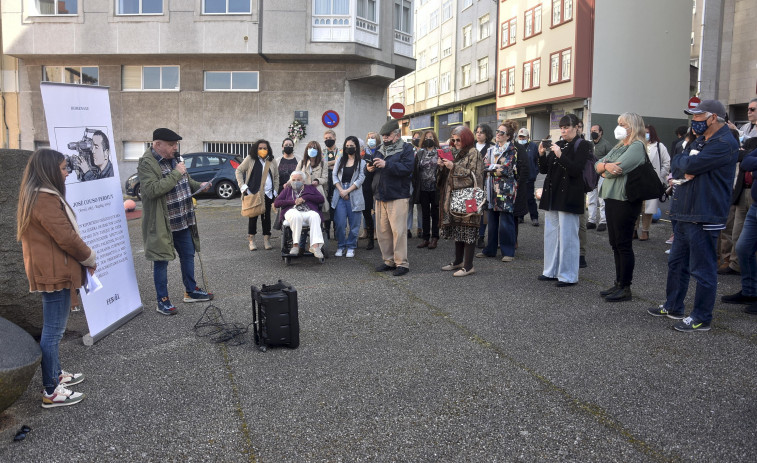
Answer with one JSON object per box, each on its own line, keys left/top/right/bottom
{"left": 287, "top": 120, "right": 307, "bottom": 143}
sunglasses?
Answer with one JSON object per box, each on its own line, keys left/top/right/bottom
{"left": 14, "top": 425, "right": 31, "bottom": 442}
{"left": 496, "top": 130, "right": 507, "bottom": 135}
{"left": 451, "top": 138, "right": 462, "bottom": 143}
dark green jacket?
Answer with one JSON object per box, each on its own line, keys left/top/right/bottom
{"left": 138, "top": 150, "right": 203, "bottom": 261}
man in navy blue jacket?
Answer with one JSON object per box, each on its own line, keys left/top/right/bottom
{"left": 370, "top": 120, "right": 415, "bottom": 276}
{"left": 648, "top": 100, "right": 739, "bottom": 331}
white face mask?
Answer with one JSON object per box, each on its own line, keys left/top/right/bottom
{"left": 614, "top": 126, "right": 628, "bottom": 141}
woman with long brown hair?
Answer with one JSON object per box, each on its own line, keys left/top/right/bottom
{"left": 437, "top": 126, "right": 485, "bottom": 276}
{"left": 235, "top": 139, "right": 279, "bottom": 250}
{"left": 17, "top": 149, "right": 96, "bottom": 407}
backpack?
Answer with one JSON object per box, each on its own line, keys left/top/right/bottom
{"left": 577, "top": 138, "right": 599, "bottom": 192}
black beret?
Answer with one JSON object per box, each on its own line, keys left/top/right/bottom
{"left": 379, "top": 119, "right": 399, "bottom": 136}
{"left": 152, "top": 128, "right": 182, "bottom": 141}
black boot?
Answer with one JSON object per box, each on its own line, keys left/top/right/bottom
{"left": 605, "top": 285, "right": 632, "bottom": 302}
{"left": 599, "top": 282, "right": 620, "bottom": 297}
{"left": 365, "top": 228, "right": 374, "bottom": 250}
{"left": 476, "top": 236, "right": 485, "bottom": 248}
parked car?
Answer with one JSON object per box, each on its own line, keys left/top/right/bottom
{"left": 125, "top": 152, "right": 243, "bottom": 200}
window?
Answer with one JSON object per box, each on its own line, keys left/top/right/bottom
{"left": 552, "top": 0, "right": 573, "bottom": 27}
{"left": 122, "top": 65, "right": 179, "bottom": 91}
{"left": 523, "top": 58, "right": 541, "bottom": 90}
{"left": 407, "top": 87, "right": 415, "bottom": 104}
{"left": 428, "top": 77, "right": 438, "bottom": 98}
{"left": 462, "top": 0, "right": 473, "bottom": 9}
{"left": 479, "top": 14, "right": 490, "bottom": 40}
{"left": 442, "top": 0, "right": 452, "bottom": 21}
{"left": 30, "top": 0, "right": 77, "bottom": 15}
{"left": 357, "top": 0, "right": 377, "bottom": 21}
{"left": 419, "top": 21, "right": 428, "bottom": 38}
{"left": 430, "top": 10, "right": 440, "bottom": 30}
{"left": 204, "top": 71, "right": 259, "bottom": 91}
{"left": 203, "top": 142, "right": 253, "bottom": 156}
{"left": 314, "top": 0, "right": 348, "bottom": 15}
{"left": 123, "top": 141, "right": 150, "bottom": 161}
{"left": 478, "top": 57, "right": 489, "bottom": 82}
{"left": 549, "top": 48, "right": 571, "bottom": 84}
{"left": 441, "top": 72, "right": 451, "bottom": 93}
{"left": 462, "top": 64, "right": 471, "bottom": 87}
{"left": 417, "top": 82, "right": 426, "bottom": 100}
{"left": 500, "top": 67, "right": 515, "bottom": 96}
{"left": 394, "top": 0, "right": 412, "bottom": 34}
{"left": 117, "top": 0, "right": 163, "bottom": 14}
{"left": 429, "top": 45, "right": 439, "bottom": 64}
{"left": 524, "top": 5, "right": 542, "bottom": 39}
{"left": 500, "top": 17, "right": 516, "bottom": 48}
{"left": 43, "top": 66, "right": 98, "bottom": 85}
{"left": 442, "top": 36, "right": 452, "bottom": 57}
{"left": 462, "top": 24, "right": 472, "bottom": 48}
{"left": 418, "top": 51, "right": 426, "bottom": 69}
{"left": 204, "top": 0, "right": 252, "bottom": 14}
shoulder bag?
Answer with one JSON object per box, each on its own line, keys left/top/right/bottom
{"left": 450, "top": 171, "right": 485, "bottom": 217}
{"left": 241, "top": 160, "right": 270, "bottom": 218}
{"left": 625, "top": 144, "right": 665, "bottom": 202}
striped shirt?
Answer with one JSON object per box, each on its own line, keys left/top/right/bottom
{"left": 152, "top": 149, "right": 195, "bottom": 232}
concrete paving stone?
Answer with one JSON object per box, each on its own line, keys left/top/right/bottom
{"left": 1, "top": 200, "right": 755, "bottom": 462}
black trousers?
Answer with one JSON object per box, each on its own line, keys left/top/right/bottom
{"left": 249, "top": 195, "right": 273, "bottom": 236}
{"left": 418, "top": 190, "right": 439, "bottom": 240}
{"left": 526, "top": 180, "right": 539, "bottom": 220}
{"left": 605, "top": 198, "right": 643, "bottom": 286}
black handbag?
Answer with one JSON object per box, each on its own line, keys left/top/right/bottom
{"left": 625, "top": 146, "right": 666, "bottom": 202}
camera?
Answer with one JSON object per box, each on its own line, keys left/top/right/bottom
{"left": 364, "top": 154, "right": 375, "bottom": 166}
{"left": 541, "top": 139, "right": 552, "bottom": 149}
{"left": 66, "top": 128, "right": 99, "bottom": 180}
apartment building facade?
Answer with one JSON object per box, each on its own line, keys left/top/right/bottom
{"left": 2, "top": 0, "right": 414, "bottom": 183}
{"left": 497, "top": 0, "right": 691, "bottom": 145}
{"left": 389, "top": 0, "right": 498, "bottom": 142}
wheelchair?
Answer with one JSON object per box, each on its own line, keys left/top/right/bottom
{"left": 280, "top": 219, "right": 328, "bottom": 265}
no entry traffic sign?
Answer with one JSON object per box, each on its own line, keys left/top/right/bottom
{"left": 322, "top": 110, "right": 340, "bottom": 128}
{"left": 390, "top": 102, "right": 405, "bottom": 119}
{"left": 688, "top": 96, "right": 701, "bottom": 110}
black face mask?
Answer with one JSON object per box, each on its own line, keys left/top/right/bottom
{"left": 423, "top": 139, "right": 435, "bottom": 148}
{"left": 283, "top": 146, "right": 294, "bottom": 155}
{"left": 412, "top": 138, "right": 421, "bottom": 147}
{"left": 345, "top": 147, "right": 356, "bottom": 155}
{"left": 591, "top": 132, "right": 599, "bottom": 141}
{"left": 324, "top": 139, "right": 336, "bottom": 148}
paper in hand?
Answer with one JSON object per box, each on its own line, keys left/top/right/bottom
{"left": 83, "top": 271, "right": 103, "bottom": 294}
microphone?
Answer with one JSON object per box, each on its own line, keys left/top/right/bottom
{"left": 173, "top": 149, "right": 183, "bottom": 163}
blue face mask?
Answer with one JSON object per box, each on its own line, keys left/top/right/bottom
{"left": 308, "top": 148, "right": 318, "bottom": 158}
{"left": 367, "top": 139, "right": 376, "bottom": 148}
{"left": 645, "top": 133, "right": 650, "bottom": 141}
{"left": 517, "top": 139, "right": 528, "bottom": 145}
{"left": 691, "top": 119, "right": 709, "bottom": 135}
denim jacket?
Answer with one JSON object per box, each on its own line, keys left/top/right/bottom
{"left": 669, "top": 124, "right": 739, "bottom": 224}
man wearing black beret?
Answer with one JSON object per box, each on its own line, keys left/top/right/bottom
{"left": 138, "top": 128, "right": 213, "bottom": 316}
{"left": 368, "top": 119, "right": 415, "bottom": 276}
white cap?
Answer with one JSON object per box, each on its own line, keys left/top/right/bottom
{"left": 517, "top": 128, "right": 530, "bottom": 138}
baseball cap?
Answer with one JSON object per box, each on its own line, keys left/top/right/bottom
{"left": 517, "top": 128, "right": 530, "bottom": 138}
{"left": 684, "top": 99, "right": 727, "bottom": 118}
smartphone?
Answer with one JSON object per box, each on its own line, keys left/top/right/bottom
{"left": 438, "top": 149, "right": 454, "bottom": 162}
{"left": 541, "top": 139, "right": 552, "bottom": 149}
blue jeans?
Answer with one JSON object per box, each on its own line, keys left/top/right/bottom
{"left": 543, "top": 211, "right": 580, "bottom": 283}
{"left": 41, "top": 289, "right": 71, "bottom": 391}
{"left": 664, "top": 221, "right": 719, "bottom": 323}
{"left": 153, "top": 227, "right": 197, "bottom": 302}
{"left": 483, "top": 209, "right": 516, "bottom": 257}
{"left": 736, "top": 204, "right": 757, "bottom": 297}
{"left": 334, "top": 197, "right": 361, "bottom": 250}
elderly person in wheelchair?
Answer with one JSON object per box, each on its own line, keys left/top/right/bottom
{"left": 273, "top": 170, "right": 326, "bottom": 260}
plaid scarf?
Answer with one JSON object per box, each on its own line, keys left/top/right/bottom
{"left": 153, "top": 149, "right": 195, "bottom": 232}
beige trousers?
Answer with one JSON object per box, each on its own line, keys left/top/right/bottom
{"left": 375, "top": 198, "right": 409, "bottom": 268}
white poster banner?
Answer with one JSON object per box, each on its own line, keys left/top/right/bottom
{"left": 40, "top": 82, "right": 142, "bottom": 343}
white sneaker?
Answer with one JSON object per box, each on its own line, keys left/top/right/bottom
{"left": 59, "top": 370, "right": 84, "bottom": 386}
{"left": 665, "top": 249, "right": 671, "bottom": 254}
{"left": 41, "top": 384, "right": 84, "bottom": 408}
{"left": 335, "top": 248, "right": 344, "bottom": 257}
{"left": 313, "top": 247, "right": 324, "bottom": 259}
{"left": 346, "top": 249, "right": 355, "bottom": 258}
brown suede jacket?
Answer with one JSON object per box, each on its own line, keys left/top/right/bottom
{"left": 21, "top": 191, "right": 96, "bottom": 294}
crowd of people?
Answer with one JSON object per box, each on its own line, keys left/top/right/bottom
{"left": 15, "top": 98, "right": 756, "bottom": 407}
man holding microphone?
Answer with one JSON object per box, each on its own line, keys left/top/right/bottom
{"left": 138, "top": 128, "right": 213, "bottom": 316}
